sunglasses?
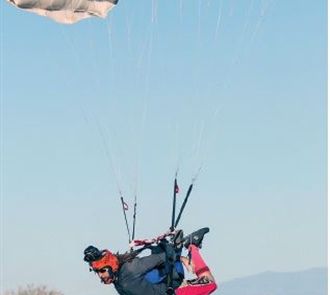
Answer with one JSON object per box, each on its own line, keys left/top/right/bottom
{"left": 95, "top": 268, "right": 108, "bottom": 274}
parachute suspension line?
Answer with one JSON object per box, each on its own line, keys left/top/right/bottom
{"left": 197, "top": 0, "right": 202, "bottom": 36}
{"left": 118, "top": 1, "right": 154, "bottom": 248}
{"left": 197, "top": 108, "right": 222, "bottom": 173}
{"left": 135, "top": 9, "right": 155, "bottom": 97}
{"left": 222, "top": 0, "right": 253, "bottom": 73}
{"left": 214, "top": 0, "right": 224, "bottom": 40}
{"left": 144, "top": 16, "right": 155, "bottom": 94}
{"left": 168, "top": 170, "right": 197, "bottom": 294}
{"left": 169, "top": 126, "right": 181, "bottom": 231}
{"left": 174, "top": 180, "right": 194, "bottom": 228}
{"left": 261, "top": 0, "right": 278, "bottom": 15}
{"left": 168, "top": 121, "right": 204, "bottom": 229}
{"left": 131, "top": 192, "right": 138, "bottom": 242}
{"left": 112, "top": 1, "right": 155, "bottom": 247}
{"left": 123, "top": 0, "right": 134, "bottom": 85}
{"left": 86, "top": 22, "right": 103, "bottom": 96}
{"left": 191, "top": 120, "right": 205, "bottom": 177}
{"left": 104, "top": 17, "right": 115, "bottom": 89}
{"left": 246, "top": 0, "right": 277, "bottom": 53}
{"left": 126, "top": 154, "right": 139, "bottom": 246}
{"left": 234, "top": 0, "right": 255, "bottom": 63}
{"left": 135, "top": 0, "right": 157, "bottom": 96}
{"left": 174, "top": 113, "right": 220, "bottom": 230}
{"left": 179, "top": 0, "right": 183, "bottom": 22}
{"left": 170, "top": 171, "right": 179, "bottom": 231}
{"left": 170, "top": 122, "right": 183, "bottom": 229}
{"left": 129, "top": 75, "right": 150, "bottom": 247}
{"left": 167, "top": 169, "right": 179, "bottom": 295}
{"left": 129, "top": 30, "right": 153, "bottom": 244}
{"left": 57, "top": 26, "right": 83, "bottom": 92}
{"left": 120, "top": 192, "right": 132, "bottom": 245}
{"left": 59, "top": 26, "right": 80, "bottom": 66}
{"left": 193, "top": 107, "right": 222, "bottom": 185}
{"left": 192, "top": 165, "right": 202, "bottom": 185}
{"left": 151, "top": 0, "right": 158, "bottom": 24}
{"left": 96, "top": 119, "right": 121, "bottom": 185}
{"left": 229, "top": 0, "right": 236, "bottom": 17}
{"left": 95, "top": 120, "right": 132, "bottom": 242}
{"left": 174, "top": 162, "right": 202, "bottom": 228}
{"left": 130, "top": 146, "right": 140, "bottom": 245}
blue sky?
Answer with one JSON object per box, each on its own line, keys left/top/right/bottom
{"left": 1, "top": 1, "right": 327, "bottom": 295}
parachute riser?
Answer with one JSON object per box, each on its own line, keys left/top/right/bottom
{"left": 170, "top": 178, "right": 178, "bottom": 231}
{"left": 167, "top": 175, "right": 194, "bottom": 294}
{"left": 120, "top": 195, "right": 131, "bottom": 245}
{"left": 132, "top": 200, "right": 137, "bottom": 241}
{"left": 174, "top": 183, "right": 193, "bottom": 228}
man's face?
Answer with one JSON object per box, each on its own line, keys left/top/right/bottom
{"left": 95, "top": 267, "right": 114, "bottom": 284}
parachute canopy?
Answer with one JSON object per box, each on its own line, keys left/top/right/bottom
{"left": 7, "top": 0, "right": 118, "bottom": 24}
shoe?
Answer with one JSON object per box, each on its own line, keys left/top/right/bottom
{"left": 187, "top": 276, "right": 213, "bottom": 285}
{"left": 182, "top": 227, "right": 209, "bottom": 249}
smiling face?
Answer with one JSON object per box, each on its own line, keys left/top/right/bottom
{"left": 87, "top": 249, "right": 120, "bottom": 284}
{"left": 94, "top": 267, "right": 114, "bottom": 284}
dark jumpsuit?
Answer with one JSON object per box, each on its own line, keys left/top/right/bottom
{"left": 114, "top": 253, "right": 168, "bottom": 295}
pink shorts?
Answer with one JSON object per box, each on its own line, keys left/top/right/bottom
{"left": 175, "top": 282, "right": 217, "bottom": 295}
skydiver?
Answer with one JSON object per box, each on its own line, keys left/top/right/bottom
{"left": 84, "top": 227, "right": 217, "bottom": 295}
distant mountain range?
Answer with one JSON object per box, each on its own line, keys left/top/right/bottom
{"left": 216, "top": 267, "right": 327, "bottom": 295}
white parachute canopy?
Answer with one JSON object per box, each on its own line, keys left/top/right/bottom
{"left": 7, "top": 0, "right": 118, "bottom": 24}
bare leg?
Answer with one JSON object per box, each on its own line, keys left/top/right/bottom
{"left": 187, "top": 245, "right": 215, "bottom": 281}
{"left": 176, "top": 229, "right": 217, "bottom": 295}
{"left": 176, "top": 248, "right": 217, "bottom": 295}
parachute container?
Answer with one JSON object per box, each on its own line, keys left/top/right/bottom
{"left": 7, "top": 0, "right": 118, "bottom": 24}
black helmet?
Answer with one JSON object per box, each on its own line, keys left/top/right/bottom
{"left": 84, "top": 245, "right": 103, "bottom": 263}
